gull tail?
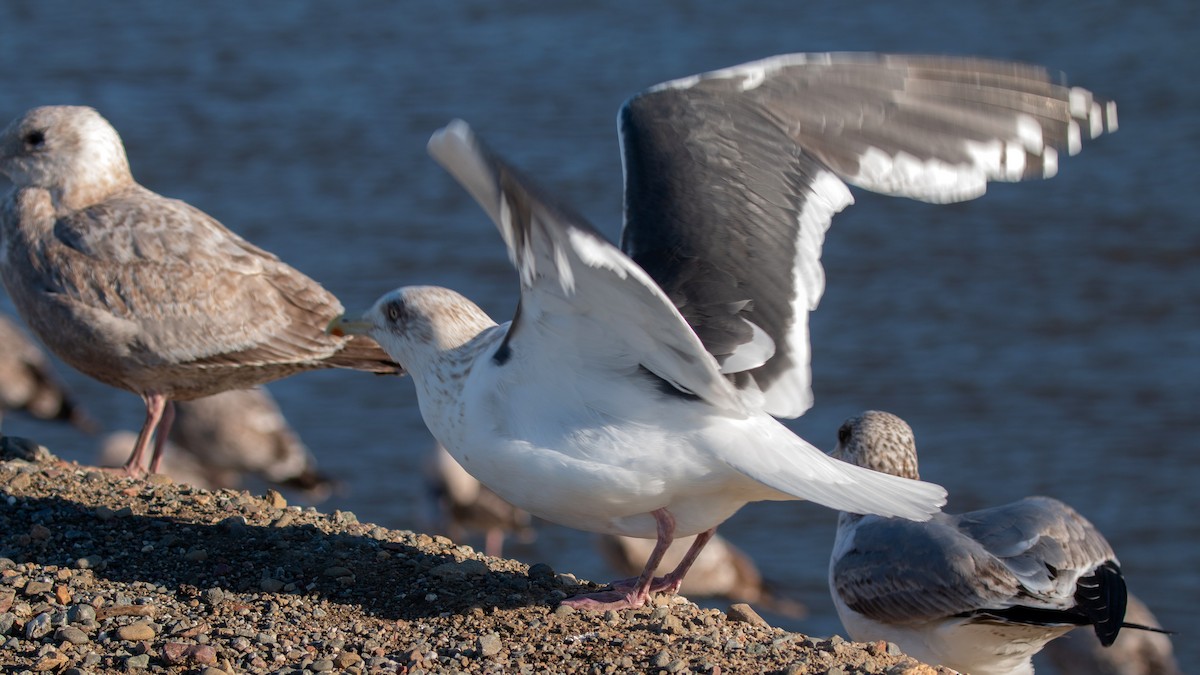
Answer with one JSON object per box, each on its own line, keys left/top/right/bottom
{"left": 721, "top": 423, "right": 946, "bottom": 521}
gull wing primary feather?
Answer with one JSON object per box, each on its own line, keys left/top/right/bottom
{"left": 619, "top": 53, "right": 1116, "bottom": 418}
{"left": 829, "top": 411, "right": 1163, "bottom": 675}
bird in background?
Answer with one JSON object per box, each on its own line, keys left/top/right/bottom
{"left": 1040, "top": 592, "right": 1181, "bottom": 675}
{"left": 829, "top": 410, "right": 1170, "bottom": 675}
{"left": 98, "top": 386, "right": 333, "bottom": 499}
{"left": 0, "top": 313, "right": 96, "bottom": 434}
{"left": 0, "top": 106, "right": 400, "bottom": 477}
{"left": 332, "top": 53, "right": 1115, "bottom": 610}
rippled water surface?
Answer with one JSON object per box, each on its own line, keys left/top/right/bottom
{"left": 1, "top": 2, "right": 1196, "bottom": 668}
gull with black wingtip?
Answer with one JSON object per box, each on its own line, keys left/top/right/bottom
{"left": 332, "top": 53, "right": 1116, "bottom": 610}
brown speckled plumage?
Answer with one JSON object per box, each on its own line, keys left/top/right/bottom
{"left": 0, "top": 106, "right": 398, "bottom": 475}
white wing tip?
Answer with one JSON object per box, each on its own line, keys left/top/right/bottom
{"left": 428, "top": 119, "right": 474, "bottom": 161}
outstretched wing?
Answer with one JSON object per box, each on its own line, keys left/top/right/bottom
{"left": 427, "top": 120, "right": 745, "bottom": 415}
{"left": 620, "top": 52, "right": 1117, "bottom": 417}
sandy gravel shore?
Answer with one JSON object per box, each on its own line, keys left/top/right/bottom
{"left": 0, "top": 436, "right": 948, "bottom": 674}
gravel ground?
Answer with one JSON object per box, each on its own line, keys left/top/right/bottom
{"left": 0, "top": 436, "right": 951, "bottom": 674}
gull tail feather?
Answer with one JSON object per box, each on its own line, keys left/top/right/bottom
{"left": 722, "top": 427, "right": 946, "bottom": 521}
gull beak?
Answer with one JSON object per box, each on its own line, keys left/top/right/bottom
{"left": 326, "top": 315, "right": 373, "bottom": 337}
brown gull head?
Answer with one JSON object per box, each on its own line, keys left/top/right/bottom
{"left": 0, "top": 105, "right": 399, "bottom": 477}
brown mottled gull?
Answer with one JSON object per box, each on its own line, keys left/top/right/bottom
{"left": 0, "top": 312, "right": 95, "bottom": 432}
{"left": 98, "top": 387, "right": 333, "bottom": 497}
{"left": 0, "top": 105, "right": 399, "bottom": 477}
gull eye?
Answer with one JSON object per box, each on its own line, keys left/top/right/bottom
{"left": 837, "top": 422, "right": 853, "bottom": 446}
{"left": 23, "top": 130, "right": 46, "bottom": 149}
{"left": 385, "top": 300, "right": 406, "bottom": 323}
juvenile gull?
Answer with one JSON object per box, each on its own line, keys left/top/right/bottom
{"left": 829, "top": 411, "right": 1168, "bottom": 675}
{"left": 0, "top": 312, "right": 95, "bottom": 433}
{"left": 98, "top": 387, "right": 333, "bottom": 496}
{"left": 331, "top": 53, "right": 1115, "bottom": 610}
{"left": 0, "top": 106, "right": 400, "bottom": 477}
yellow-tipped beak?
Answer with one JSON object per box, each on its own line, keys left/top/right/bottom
{"left": 326, "top": 315, "right": 373, "bottom": 337}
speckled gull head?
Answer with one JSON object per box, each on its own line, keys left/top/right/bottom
{"left": 330, "top": 286, "right": 497, "bottom": 374}
{"left": 831, "top": 410, "right": 920, "bottom": 480}
{"left": 0, "top": 106, "right": 131, "bottom": 208}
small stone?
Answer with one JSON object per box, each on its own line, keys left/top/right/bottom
{"left": 323, "top": 566, "right": 353, "bottom": 578}
{"left": 32, "top": 649, "right": 69, "bottom": 671}
{"left": 826, "top": 667, "right": 846, "bottom": 675}
{"left": 147, "top": 472, "right": 173, "bottom": 485}
{"left": 333, "top": 510, "right": 357, "bottom": 524}
{"left": 55, "top": 585, "right": 71, "bottom": 605}
{"left": 650, "top": 650, "right": 671, "bottom": 668}
{"left": 25, "top": 611, "right": 53, "bottom": 639}
{"left": 116, "top": 620, "right": 156, "bottom": 641}
{"left": 24, "top": 579, "right": 53, "bottom": 596}
{"left": 0, "top": 612, "right": 14, "bottom": 634}
{"left": 184, "top": 548, "right": 208, "bottom": 562}
{"left": 30, "top": 524, "right": 51, "bottom": 540}
{"left": 0, "top": 588, "right": 12, "bottom": 613}
{"left": 199, "top": 668, "right": 225, "bottom": 675}
{"left": 477, "top": 632, "right": 502, "bottom": 657}
{"left": 67, "top": 604, "right": 96, "bottom": 623}
{"left": 124, "top": 653, "right": 150, "bottom": 670}
{"left": 0, "top": 436, "right": 50, "bottom": 461}
{"left": 259, "top": 578, "right": 284, "bottom": 593}
{"left": 527, "top": 563, "right": 555, "bottom": 582}
{"left": 54, "top": 625, "right": 89, "bottom": 644}
{"left": 429, "top": 559, "right": 488, "bottom": 579}
{"left": 264, "top": 489, "right": 287, "bottom": 509}
{"left": 553, "top": 604, "right": 576, "bottom": 618}
{"left": 218, "top": 515, "right": 247, "bottom": 531}
{"left": 311, "top": 658, "right": 334, "bottom": 671}
{"left": 93, "top": 506, "right": 117, "bottom": 522}
{"left": 332, "top": 651, "right": 362, "bottom": 668}
{"left": 270, "top": 512, "right": 295, "bottom": 528}
{"left": 727, "top": 603, "right": 769, "bottom": 627}
{"left": 202, "top": 588, "right": 225, "bottom": 606}
{"left": 74, "top": 556, "right": 104, "bottom": 570}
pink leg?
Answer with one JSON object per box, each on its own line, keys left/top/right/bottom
{"left": 484, "top": 529, "right": 505, "bottom": 558}
{"left": 608, "top": 527, "right": 718, "bottom": 595}
{"left": 148, "top": 400, "right": 176, "bottom": 475}
{"left": 561, "top": 509, "right": 677, "bottom": 611}
{"left": 122, "top": 393, "right": 169, "bottom": 478}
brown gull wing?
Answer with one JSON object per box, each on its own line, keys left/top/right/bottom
{"left": 38, "top": 185, "right": 394, "bottom": 389}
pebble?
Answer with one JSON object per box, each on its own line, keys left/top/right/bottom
{"left": 311, "top": 658, "right": 334, "bottom": 671}
{"left": 24, "top": 579, "right": 53, "bottom": 596}
{"left": 116, "top": 621, "right": 157, "bottom": 641}
{"left": 24, "top": 611, "right": 53, "bottom": 639}
{"left": 727, "top": 603, "right": 769, "bottom": 627}
{"left": 259, "top": 578, "right": 284, "bottom": 593}
{"left": 264, "top": 489, "right": 287, "bottom": 509}
{"left": 124, "top": 653, "right": 150, "bottom": 670}
{"left": 53, "top": 625, "right": 89, "bottom": 644}
{"left": 202, "top": 588, "right": 225, "bottom": 606}
{"left": 333, "top": 651, "right": 362, "bottom": 668}
{"left": 74, "top": 556, "right": 104, "bottom": 570}
{"left": 478, "top": 632, "right": 502, "bottom": 657}
{"left": 0, "top": 612, "right": 14, "bottom": 634}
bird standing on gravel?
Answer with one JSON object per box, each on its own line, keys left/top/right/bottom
{"left": 99, "top": 386, "right": 333, "bottom": 497}
{"left": 330, "top": 53, "right": 1116, "bottom": 610}
{"left": 829, "top": 411, "right": 1168, "bottom": 675}
{"left": 0, "top": 106, "right": 399, "bottom": 477}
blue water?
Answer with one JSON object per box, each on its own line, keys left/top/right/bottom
{"left": 1, "top": 1, "right": 1196, "bottom": 668}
